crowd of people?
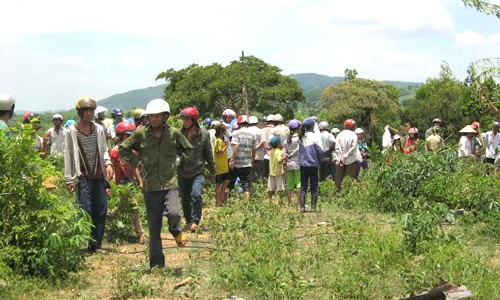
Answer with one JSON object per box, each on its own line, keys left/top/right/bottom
{"left": 1, "top": 92, "right": 499, "bottom": 270}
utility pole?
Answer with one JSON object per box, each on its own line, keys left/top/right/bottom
{"left": 241, "top": 50, "right": 249, "bottom": 116}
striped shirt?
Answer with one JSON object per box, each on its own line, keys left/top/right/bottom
{"left": 231, "top": 127, "right": 257, "bottom": 168}
{"left": 76, "top": 126, "right": 99, "bottom": 177}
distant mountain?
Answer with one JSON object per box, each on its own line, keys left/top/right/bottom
{"left": 288, "top": 73, "right": 344, "bottom": 91}
{"left": 98, "top": 84, "right": 167, "bottom": 110}
{"left": 96, "top": 73, "right": 422, "bottom": 112}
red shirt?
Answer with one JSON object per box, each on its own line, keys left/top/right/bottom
{"left": 110, "top": 146, "right": 140, "bottom": 184}
{"left": 403, "top": 137, "right": 419, "bottom": 154}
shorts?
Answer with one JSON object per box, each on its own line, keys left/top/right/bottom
{"left": 267, "top": 175, "right": 285, "bottom": 192}
{"left": 286, "top": 170, "right": 301, "bottom": 191}
{"left": 215, "top": 173, "right": 230, "bottom": 184}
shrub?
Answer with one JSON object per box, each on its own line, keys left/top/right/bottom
{"left": 0, "top": 124, "right": 92, "bottom": 280}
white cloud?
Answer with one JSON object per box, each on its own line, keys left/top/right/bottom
{"left": 303, "top": 0, "right": 454, "bottom": 34}
{"left": 0, "top": 0, "right": 497, "bottom": 111}
{"left": 455, "top": 30, "right": 486, "bottom": 45}
{"left": 487, "top": 33, "right": 500, "bottom": 43}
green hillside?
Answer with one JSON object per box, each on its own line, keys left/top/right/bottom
{"left": 288, "top": 73, "right": 344, "bottom": 91}
{"left": 98, "top": 84, "right": 167, "bottom": 110}
{"left": 96, "top": 73, "right": 421, "bottom": 112}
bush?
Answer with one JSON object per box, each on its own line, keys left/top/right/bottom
{"left": 0, "top": 125, "right": 92, "bottom": 280}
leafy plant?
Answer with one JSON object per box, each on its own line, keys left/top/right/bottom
{"left": 106, "top": 183, "right": 146, "bottom": 244}
{"left": 402, "top": 203, "right": 455, "bottom": 254}
{"left": 0, "top": 124, "right": 91, "bottom": 280}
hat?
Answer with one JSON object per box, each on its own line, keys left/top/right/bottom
{"left": 52, "top": 113, "right": 63, "bottom": 120}
{"left": 249, "top": 116, "right": 259, "bottom": 125}
{"left": 459, "top": 125, "right": 477, "bottom": 134}
{"left": 303, "top": 118, "right": 315, "bottom": 126}
{"left": 393, "top": 135, "right": 401, "bottom": 141}
{"left": 211, "top": 120, "right": 224, "bottom": 129}
{"left": 288, "top": 119, "right": 301, "bottom": 129}
{"left": 269, "top": 136, "right": 282, "bottom": 147}
{"left": 354, "top": 128, "right": 364, "bottom": 134}
{"left": 273, "top": 114, "right": 283, "bottom": 122}
{"left": 432, "top": 118, "right": 442, "bottom": 124}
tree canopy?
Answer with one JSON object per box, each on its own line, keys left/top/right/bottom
{"left": 156, "top": 56, "right": 305, "bottom": 119}
{"left": 319, "top": 78, "right": 400, "bottom": 142}
{"left": 402, "top": 62, "right": 476, "bottom": 136}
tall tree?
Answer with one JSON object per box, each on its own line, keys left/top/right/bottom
{"left": 344, "top": 68, "right": 358, "bottom": 80}
{"left": 319, "top": 78, "right": 400, "bottom": 143}
{"left": 156, "top": 56, "right": 305, "bottom": 119}
{"left": 403, "top": 61, "right": 470, "bottom": 136}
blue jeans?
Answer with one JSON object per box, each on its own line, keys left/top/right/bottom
{"left": 178, "top": 174, "right": 205, "bottom": 225}
{"left": 144, "top": 189, "right": 182, "bottom": 268}
{"left": 77, "top": 178, "right": 108, "bottom": 250}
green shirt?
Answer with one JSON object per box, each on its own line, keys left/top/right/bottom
{"left": 119, "top": 124, "right": 193, "bottom": 192}
{"left": 178, "top": 126, "right": 216, "bottom": 178}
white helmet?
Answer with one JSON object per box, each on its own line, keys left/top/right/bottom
{"left": 0, "top": 92, "right": 15, "bottom": 112}
{"left": 222, "top": 109, "right": 236, "bottom": 118}
{"left": 318, "top": 121, "right": 329, "bottom": 130}
{"left": 331, "top": 128, "right": 340, "bottom": 134}
{"left": 354, "top": 128, "right": 364, "bottom": 134}
{"left": 145, "top": 99, "right": 170, "bottom": 115}
{"left": 273, "top": 113, "right": 283, "bottom": 122}
{"left": 52, "top": 114, "right": 64, "bottom": 121}
{"left": 249, "top": 116, "right": 259, "bottom": 125}
{"left": 266, "top": 114, "right": 275, "bottom": 122}
{"left": 94, "top": 106, "right": 108, "bottom": 118}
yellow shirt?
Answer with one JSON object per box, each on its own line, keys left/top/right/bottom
{"left": 214, "top": 138, "right": 229, "bottom": 175}
{"left": 269, "top": 148, "right": 284, "bottom": 176}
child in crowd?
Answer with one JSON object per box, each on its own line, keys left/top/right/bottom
{"left": 282, "top": 119, "right": 301, "bottom": 208}
{"left": 109, "top": 121, "right": 144, "bottom": 244}
{"left": 213, "top": 122, "right": 231, "bottom": 206}
{"left": 268, "top": 136, "right": 285, "bottom": 200}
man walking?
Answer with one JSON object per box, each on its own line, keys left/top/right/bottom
{"left": 119, "top": 99, "right": 193, "bottom": 269}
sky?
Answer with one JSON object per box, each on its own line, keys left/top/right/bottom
{"left": 0, "top": 0, "right": 499, "bottom": 111}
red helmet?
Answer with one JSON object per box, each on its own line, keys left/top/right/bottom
{"left": 470, "top": 121, "right": 480, "bottom": 130}
{"left": 115, "top": 121, "right": 136, "bottom": 135}
{"left": 237, "top": 115, "right": 249, "bottom": 124}
{"left": 22, "top": 112, "right": 39, "bottom": 124}
{"left": 343, "top": 118, "right": 356, "bottom": 129}
{"left": 180, "top": 107, "right": 200, "bottom": 120}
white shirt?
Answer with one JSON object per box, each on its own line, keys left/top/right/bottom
{"left": 320, "top": 131, "right": 335, "bottom": 161}
{"left": 482, "top": 131, "right": 500, "bottom": 159}
{"left": 248, "top": 126, "right": 264, "bottom": 160}
{"left": 458, "top": 135, "right": 474, "bottom": 158}
{"left": 334, "top": 129, "right": 361, "bottom": 165}
{"left": 46, "top": 127, "right": 67, "bottom": 157}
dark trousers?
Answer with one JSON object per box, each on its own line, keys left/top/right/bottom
{"left": 77, "top": 178, "right": 108, "bottom": 250}
{"left": 319, "top": 161, "right": 332, "bottom": 181}
{"left": 178, "top": 174, "right": 205, "bottom": 225}
{"left": 144, "top": 189, "right": 182, "bottom": 269}
{"left": 300, "top": 166, "right": 319, "bottom": 197}
{"left": 335, "top": 162, "right": 357, "bottom": 191}
{"left": 254, "top": 159, "right": 267, "bottom": 181}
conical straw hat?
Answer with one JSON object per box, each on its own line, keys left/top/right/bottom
{"left": 459, "top": 125, "right": 477, "bottom": 134}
